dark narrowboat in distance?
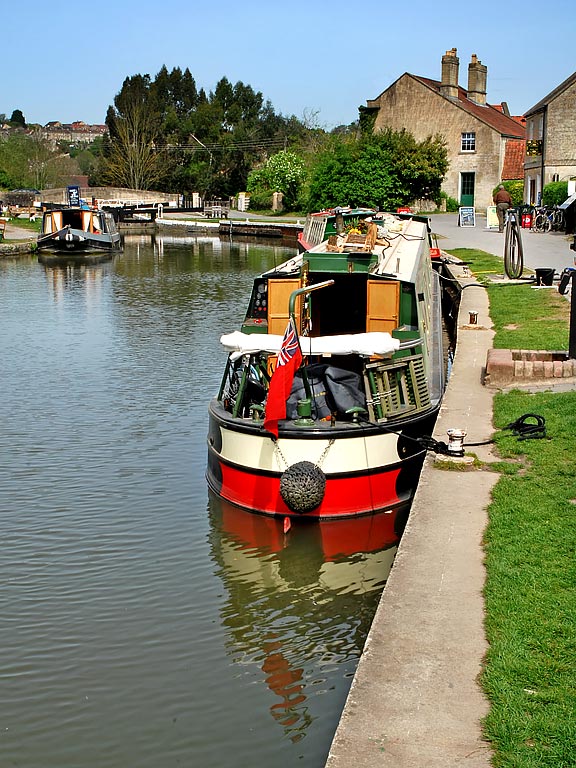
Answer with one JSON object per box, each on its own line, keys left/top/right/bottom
{"left": 37, "top": 206, "right": 121, "bottom": 264}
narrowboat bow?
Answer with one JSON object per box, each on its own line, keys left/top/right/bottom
{"left": 207, "top": 213, "right": 446, "bottom": 520}
{"left": 37, "top": 206, "right": 121, "bottom": 262}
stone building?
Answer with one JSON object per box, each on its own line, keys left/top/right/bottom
{"left": 363, "top": 48, "right": 525, "bottom": 210}
{"left": 524, "top": 70, "right": 576, "bottom": 205}
{"left": 40, "top": 121, "right": 107, "bottom": 148}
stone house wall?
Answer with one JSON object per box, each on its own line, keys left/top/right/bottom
{"left": 371, "top": 75, "right": 503, "bottom": 209}
{"left": 545, "top": 82, "right": 576, "bottom": 181}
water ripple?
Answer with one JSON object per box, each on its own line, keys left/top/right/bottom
{"left": 0, "top": 237, "right": 398, "bottom": 768}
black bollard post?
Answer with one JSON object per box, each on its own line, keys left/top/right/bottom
{"left": 570, "top": 237, "right": 576, "bottom": 359}
{"left": 570, "top": 273, "right": 576, "bottom": 360}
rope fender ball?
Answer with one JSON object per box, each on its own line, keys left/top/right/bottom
{"left": 280, "top": 461, "right": 326, "bottom": 513}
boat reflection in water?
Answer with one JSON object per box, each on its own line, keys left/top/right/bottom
{"left": 208, "top": 492, "right": 409, "bottom": 744}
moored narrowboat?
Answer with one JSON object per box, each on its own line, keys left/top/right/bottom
{"left": 297, "top": 206, "right": 377, "bottom": 252}
{"left": 37, "top": 206, "right": 121, "bottom": 262}
{"left": 207, "top": 213, "right": 446, "bottom": 521}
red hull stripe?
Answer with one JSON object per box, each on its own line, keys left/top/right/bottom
{"left": 218, "top": 461, "right": 407, "bottom": 518}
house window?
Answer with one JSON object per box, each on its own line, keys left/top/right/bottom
{"left": 461, "top": 132, "right": 476, "bottom": 152}
{"left": 552, "top": 174, "right": 559, "bottom": 182}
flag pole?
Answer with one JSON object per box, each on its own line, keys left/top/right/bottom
{"left": 287, "top": 280, "right": 334, "bottom": 401}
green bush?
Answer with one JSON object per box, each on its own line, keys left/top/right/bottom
{"left": 246, "top": 190, "right": 273, "bottom": 211}
{"left": 542, "top": 180, "right": 569, "bottom": 206}
{"left": 440, "top": 191, "right": 459, "bottom": 212}
{"left": 493, "top": 180, "right": 524, "bottom": 207}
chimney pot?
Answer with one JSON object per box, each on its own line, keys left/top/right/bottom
{"left": 440, "top": 48, "right": 460, "bottom": 100}
{"left": 468, "top": 54, "right": 487, "bottom": 106}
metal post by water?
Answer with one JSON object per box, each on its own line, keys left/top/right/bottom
{"left": 570, "top": 273, "right": 576, "bottom": 359}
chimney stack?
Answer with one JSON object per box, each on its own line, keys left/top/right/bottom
{"left": 467, "top": 54, "right": 487, "bottom": 105}
{"left": 440, "top": 48, "right": 459, "bottom": 100}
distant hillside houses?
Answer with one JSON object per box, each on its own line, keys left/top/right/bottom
{"left": 40, "top": 121, "right": 107, "bottom": 147}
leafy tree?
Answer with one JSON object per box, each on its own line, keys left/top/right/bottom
{"left": 102, "top": 66, "right": 316, "bottom": 196}
{"left": 0, "top": 168, "right": 13, "bottom": 188}
{"left": 307, "top": 129, "right": 448, "bottom": 212}
{"left": 103, "top": 75, "right": 167, "bottom": 189}
{"left": 247, "top": 150, "right": 306, "bottom": 210}
{"left": 75, "top": 143, "right": 103, "bottom": 185}
{"left": 9, "top": 109, "right": 26, "bottom": 128}
{"left": 0, "top": 132, "right": 78, "bottom": 189}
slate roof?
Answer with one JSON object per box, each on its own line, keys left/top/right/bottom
{"left": 368, "top": 73, "right": 525, "bottom": 139}
{"left": 411, "top": 75, "right": 525, "bottom": 138}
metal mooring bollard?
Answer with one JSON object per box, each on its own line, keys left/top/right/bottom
{"left": 446, "top": 428, "right": 467, "bottom": 456}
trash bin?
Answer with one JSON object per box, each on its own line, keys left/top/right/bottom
{"left": 535, "top": 268, "right": 555, "bottom": 286}
{"left": 518, "top": 204, "right": 534, "bottom": 229}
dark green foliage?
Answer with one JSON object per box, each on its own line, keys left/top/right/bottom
{"left": 102, "top": 66, "right": 310, "bottom": 197}
{"left": 307, "top": 129, "right": 448, "bottom": 211}
{"left": 358, "top": 106, "right": 377, "bottom": 136}
{"left": 440, "top": 191, "right": 459, "bottom": 211}
{"left": 542, "top": 181, "right": 569, "bottom": 207}
{"left": 9, "top": 109, "right": 26, "bottom": 128}
{"left": 247, "top": 189, "right": 273, "bottom": 210}
{"left": 493, "top": 180, "right": 524, "bottom": 206}
{"left": 0, "top": 168, "right": 13, "bottom": 188}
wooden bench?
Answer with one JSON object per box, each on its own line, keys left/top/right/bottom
{"left": 8, "top": 206, "right": 38, "bottom": 220}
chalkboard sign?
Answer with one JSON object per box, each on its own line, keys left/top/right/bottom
{"left": 458, "top": 206, "right": 475, "bottom": 227}
{"left": 67, "top": 185, "right": 80, "bottom": 207}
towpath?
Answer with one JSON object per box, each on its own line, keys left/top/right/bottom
{"left": 326, "top": 210, "right": 576, "bottom": 767}
{"left": 430, "top": 211, "right": 573, "bottom": 273}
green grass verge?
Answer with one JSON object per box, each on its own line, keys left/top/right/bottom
{"left": 447, "top": 248, "right": 570, "bottom": 350}
{"left": 483, "top": 390, "right": 576, "bottom": 767}
{"left": 5, "top": 217, "right": 42, "bottom": 235}
{"left": 441, "top": 251, "right": 575, "bottom": 765}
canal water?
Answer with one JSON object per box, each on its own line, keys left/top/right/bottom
{"left": 0, "top": 232, "right": 405, "bottom": 768}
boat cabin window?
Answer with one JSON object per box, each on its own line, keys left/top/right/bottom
{"left": 309, "top": 274, "right": 367, "bottom": 336}
{"left": 61, "top": 209, "right": 86, "bottom": 229}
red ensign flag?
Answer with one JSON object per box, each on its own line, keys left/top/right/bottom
{"left": 263, "top": 318, "right": 302, "bottom": 438}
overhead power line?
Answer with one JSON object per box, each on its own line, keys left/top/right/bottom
{"left": 154, "top": 137, "right": 288, "bottom": 153}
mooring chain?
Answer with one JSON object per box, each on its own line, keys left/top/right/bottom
{"left": 316, "top": 438, "right": 335, "bottom": 468}
{"left": 273, "top": 437, "right": 335, "bottom": 470}
{"left": 273, "top": 439, "right": 289, "bottom": 470}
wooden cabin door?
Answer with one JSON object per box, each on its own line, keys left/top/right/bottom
{"left": 267, "top": 278, "right": 303, "bottom": 335}
{"left": 366, "top": 280, "right": 399, "bottom": 333}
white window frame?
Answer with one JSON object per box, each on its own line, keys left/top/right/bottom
{"left": 461, "top": 132, "right": 476, "bottom": 152}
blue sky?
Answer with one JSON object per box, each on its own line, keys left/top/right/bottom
{"left": 3, "top": 0, "right": 575, "bottom": 129}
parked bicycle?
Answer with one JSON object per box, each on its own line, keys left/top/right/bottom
{"left": 504, "top": 207, "right": 524, "bottom": 279}
{"left": 533, "top": 205, "right": 565, "bottom": 233}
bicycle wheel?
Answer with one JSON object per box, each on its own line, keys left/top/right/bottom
{"left": 534, "top": 213, "right": 550, "bottom": 233}
{"left": 504, "top": 217, "right": 524, "bottom": 279}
